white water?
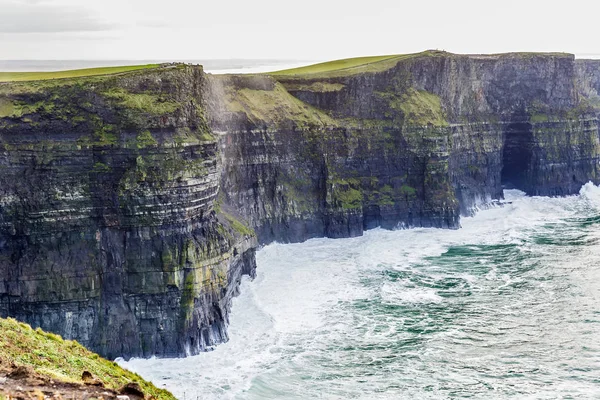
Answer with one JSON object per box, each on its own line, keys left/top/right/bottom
{"left": 121, "top": 184, "right": 600, "bottom": 399}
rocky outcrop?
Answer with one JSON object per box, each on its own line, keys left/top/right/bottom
{"left": 0, "top": 65, "right": 257, "bottom": 359}
{"left": 2, "top": 51, "right": 600, "bottom": 359}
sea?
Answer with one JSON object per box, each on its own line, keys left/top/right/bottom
{"left": 119, "top": 185, "right": 600, "bottom": 399}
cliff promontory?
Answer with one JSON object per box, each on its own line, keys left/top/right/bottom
{"left": 1, "top": 51, "right": 600, "bottom": 359}
{"left": 0, "top": 65, "right": 257, "bottom": 359}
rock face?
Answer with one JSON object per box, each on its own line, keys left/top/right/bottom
{"left": 0, "top": 65, "right": 257, "bottom": 359}
{"left": 1, "top": 52, "right": 600, "bottom": 359}
{"left": 211, "top": 52, "right": 600, "bottom": 244}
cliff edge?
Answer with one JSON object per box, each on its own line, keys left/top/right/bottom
{"left": 0, "top": 64, "right": 257, "bottom": 359}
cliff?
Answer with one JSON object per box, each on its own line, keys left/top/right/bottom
{"left": 0, "top": 65, "right": 257, "bottom": 359}
{"left": 211, "top": 51, "right": 600, "bottom": 243}
{"left": 1, "top": 51, "right": 600, "bottom": 359}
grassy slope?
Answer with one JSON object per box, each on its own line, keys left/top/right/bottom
{"left": 220, "top": 78, "right": 337, "bottom": 127}
{"left": 268, "top": 51, "right": 574, "bottom": 79}
{"left": 0, "top": 64, "right": 160, "bottom": 83}
{"left": 270, "top": 54, "right": 402, "bottom": 76}
{"left": 0, "top": 318, "right": 174, "bottom": 400}
{"left": 269, "top": 51, "right": 458, "bottom": 78}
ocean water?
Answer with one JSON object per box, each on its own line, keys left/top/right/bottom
{"left": 120, "top": 184, "right": 600, "bottom": 399}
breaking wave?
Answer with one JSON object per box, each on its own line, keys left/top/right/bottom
{"left": 121, "top": 184, "right": 600, "bottom": 399}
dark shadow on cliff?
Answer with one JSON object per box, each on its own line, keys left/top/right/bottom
{"left": 501, "top": 120, "right": 534, "bottom": 192}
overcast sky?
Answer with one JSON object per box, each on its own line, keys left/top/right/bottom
{"left": 1, "top": 0, "right": 598, "bottom": 60}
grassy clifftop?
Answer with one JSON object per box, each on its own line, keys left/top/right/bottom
{"left": 270, "top": 54, "right": 404, "bottom": 76}
{"left": 269, "top": 52, "right": 435, "bottom": 78}
{"left": 0, "top": 317, "right": 174, "bottom": 399}
{"left": 0, "top": 63, "right": 211, "bottom": 148}
{"left": 0, "top": 64, "right": 160, "bottom": 83}
{"left": 268, "top": 50, "right": 574, "bottom": 79}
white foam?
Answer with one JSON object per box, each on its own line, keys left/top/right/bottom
{"left": 580, "top": 181, "right": 600, "bottom": 206}
{"left": 381, "top": 282, "right": 442, "bottom": 304}
{"left": 119, "top": 184, "right": 600, "bottom": 399}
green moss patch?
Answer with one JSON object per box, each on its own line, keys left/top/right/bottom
{"left": 223, "top": 80, "right": 338, "bottom": 127}
{"left": 103, "top": 88, "right": 179, "bottom": 115}
{"left": 0, "top": 317, "right": 174, "bottom": 400}
{"left": 331, "top": 178, "right": 363, "bottom": 210}
{"left": 381, "top": 88, "right": 448, "bottom": 127}
{"left": 135, "top": 130, "right": 158, "bottom": 148}
{"left": 399, "top": 184, "right": 417, "bottom": 197}
{"left": 284, "top": 82, "right": 346, "bottom": 93}
{"left": 220, "top": 211, "right": 255, "bottom": 237}
{"left": 0, "top": 98, "right": 16, "bottom": 117}
{"left": 530, "top": 113, "right": 550, "bottom": 123}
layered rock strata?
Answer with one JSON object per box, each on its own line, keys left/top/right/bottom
{"left": 2, "top": 52, "right": 600, "bottom": 358}
{"left": 0, "top": 65, "right": 257, "bottom": 359}
{"left": 210, "top": 52, "right": 600, "bottom": 244}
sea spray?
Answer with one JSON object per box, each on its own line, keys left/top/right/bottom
{"left": 122, "top": 187, "right": 600, "bottom": 399}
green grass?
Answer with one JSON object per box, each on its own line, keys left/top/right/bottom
{"left": 270, "top": 55, "right": 400, "bottom": 75}
{"left": 0, "top": 98, "right": 16, "bottom": 117}
{"left": 220, "top": 210, "right": 256, "bottom": 237}
{"left": 0, "top": 65, "right": 160, "bottom": 83}
{"left": 392, "top": 89, "right": 448, "bottom": 126}
{"left": 283, "top": 82, "right": 345, "bottom": 93}
{"left": 399, "top": 184, "right": 417, "bottom": 197}
{"left": 337, "top": 187, "right": 363, "bottom": 209}
{"left": 269, "top": 51, "right": 448, "bottom": 78}
{"left": 530, "top": 113, "right": 550, "bottom": 123}
{"left": 0, "top": 317, "right": 175, "bottom": 400}
{"left": 103, "top": 87, "right": 179, "bottom": 115}
{"left": 331, "top": 178, "right": 363, "bottom": 209}
{"left": 135, "top": 130, "right": 158, "bottom": 148}
{"left": 268, "top": 50, "right": 574, "bottom": 79}
{"left": 222, "top": 79, "right": 338, "bottom": 127}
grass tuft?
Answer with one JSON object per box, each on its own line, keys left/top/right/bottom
{"left": 103, "top": 88, "right": 179, "bottom": 115}
{"left": 220, "top": 211, "right": 255, "bottom": 237}
{"left": 0, "top": 317, "right": 175, "bottom": 400}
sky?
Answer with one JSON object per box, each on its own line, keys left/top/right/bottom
{"left": 1, "top": 0, "right": 599, "bottom": 61}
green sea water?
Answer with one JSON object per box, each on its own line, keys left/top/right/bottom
{"left": 122, "top": 185, "right": 600, "bottom": 399}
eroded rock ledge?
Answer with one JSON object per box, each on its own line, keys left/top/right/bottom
{"left": 1, "top": 51, "right": 600, "bottom": 358}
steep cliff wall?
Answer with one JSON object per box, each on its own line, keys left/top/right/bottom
{"left": 2, "top": 52, "right": 600, "bottom": 360}
{"left": 211, "top": 52, "right": 600, "bottom": 244}
{"left": 208, "top": 74, "right": 461, "bottom": 244}
{"left": 0, "top": 65, "right": 257, "bottom": 359}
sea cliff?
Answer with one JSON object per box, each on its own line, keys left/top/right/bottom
{"left": 1, "top": 51, "right": 600, "bottom": 359}
{"left": 212, "top": 52, "right": 600, "bottom": 243}
{"left": 0, "top": 65, "right": 257, "bottom": 359}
